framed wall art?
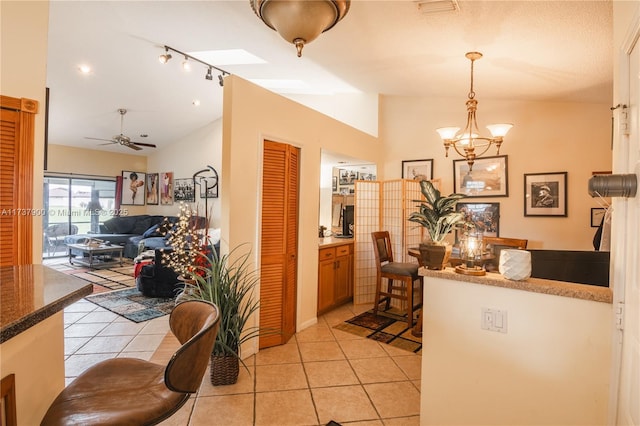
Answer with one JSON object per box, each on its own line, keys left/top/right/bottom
{"left": 332, "top": 176, "right": 338, "bottom": 192}
{"left": 121, "top": 170, "right": 146, "bottom": 205}
{"left": 160, "top": 172, "right": 174, "bottom": 205}
{"left": 591, "top": 207, "right": 606, "bottom": 227}
{"left": 524, "top": 172, "right": 567, "bottom": 217}
{"left": 456, "top": 202, "right": 500, "bottom": 240}
{"left": 145, "top": 173, "right": 159, "bottom": 205}
{"left": 453, "top": 155, "right": 508, "bottom": 197}
{"left": 402, "top": 159, "right": 433, "bottom": 181}
{"left": 173, "top": 178, "right": 195, "bottom": 202}
{"left": 338, "top": 169, "right": 357, "bottom": 185}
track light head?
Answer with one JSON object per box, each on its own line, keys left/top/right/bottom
{"left": 205, "top": 67, "right": 213, "bottom": 81}
{"left": 158, "top": 53, "right": 172, "bottom": 64}
{"left": 218, "top": 74, "right": 224, "bottom": 87}
{"left": 182, "top": 56, "right": 191, "bottom": 71}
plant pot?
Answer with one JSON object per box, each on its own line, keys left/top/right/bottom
{"left": 419, "top": 242, "right": 452, "bottom": 270}
{"left": 210, "top": 354, "right": 240, "bottom": 386}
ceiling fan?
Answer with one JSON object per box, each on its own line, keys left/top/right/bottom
{"left": 85, "top": 108, "right": 156, "bottom": 151}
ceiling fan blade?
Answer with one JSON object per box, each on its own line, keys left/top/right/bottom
{"left": 98, "top": 142, "right": 117, "bottom": 146}
{"left": 131, "top": 141, "right": 156, "bottom": 148}
{"left": 126, "top": 144, "right": 143, "bottom": 151}
{"left": 85, "top": 137, "right": 115, "bottom": 142}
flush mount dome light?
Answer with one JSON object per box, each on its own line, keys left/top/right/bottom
{"left": 250, "top": 0, "right": 350, "bottom": 57}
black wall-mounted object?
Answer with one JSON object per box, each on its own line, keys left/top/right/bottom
{"left": 529, "top": 249, "right": 610, "bottom": 287}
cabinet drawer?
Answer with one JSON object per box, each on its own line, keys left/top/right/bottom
{"left": 319, "top": 247, "right": 335, "bottom": 261}
{"left": 335, "top": 244, "right": 351, "bottom": 257}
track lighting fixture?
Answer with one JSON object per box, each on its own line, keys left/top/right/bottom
{"left": 158, "top": 45, "right": 231, "bottom": 84}
{"left": 158, "top": 47, "right": 172, "bottom": 64}
{"left": 218, "top": 74, "right": 224, "bottom": 87}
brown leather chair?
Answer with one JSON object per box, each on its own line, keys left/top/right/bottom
{"left": 41, "top": 300, "right": 220, "bottom": 426}
{"left": 371, "top": 231, "right": 423, "bottom": 326}
{"left": 482, "top": 237, "right": 528, "bottom": 272}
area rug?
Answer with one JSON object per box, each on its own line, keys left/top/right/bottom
{"left": 46, "top": 258, "right": 136, "bottom": 292}
{"left": 334, "top": 308, "right": 422, "bottom": 353}
{"left": 84, "top": 287, "right": 175, "bottom": 323}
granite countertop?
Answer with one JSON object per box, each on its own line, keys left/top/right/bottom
{"left": 319, "top": 236, "right": 354, "bottom": 248}
{"left": 0, "top": 265, "right": 93, "bottom": 343}
{"left": 419, "top": 267, "right": 612, "bottom": 304}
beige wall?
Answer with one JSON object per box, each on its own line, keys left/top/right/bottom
{"left": 420, "top": 276, "right": 612, "bottom": 425}
{"left": 145, "top": 119, "right": 223, "bottom": 228}
{"left": 47, "top": 144, "right": 148, "bottom": 216}
{"left": 1, "top": 0, "right": 49, "bottom": 261}
{"left": 380, "top": 96, "right": 612, "bottom": 250}
{"left": 222, "top": 76, "right": 381, "bottom": 354}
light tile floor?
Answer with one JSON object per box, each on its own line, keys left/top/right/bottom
{"left": 64, "top": 299, "right": 421, "bottom": 425}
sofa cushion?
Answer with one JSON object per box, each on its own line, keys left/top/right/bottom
{"left": 142, "top": 224, "right": 162, "bottom": 238}
{"left": 131, "top": 217, "right": 152, "bottom": 235}
{"left": 103, "top": 216, "right": 140, "bottom": 234}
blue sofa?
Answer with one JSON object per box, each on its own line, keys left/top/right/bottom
{"left": 64, "top": 214, "right": 205, "bottom": 259}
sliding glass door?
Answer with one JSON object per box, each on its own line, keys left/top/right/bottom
{"left": 43, "top": 175, "right": 116, "bottom": 258}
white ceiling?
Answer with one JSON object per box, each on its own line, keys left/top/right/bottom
{"left": 46, "top": 0, "right": 613, "bottom": 160}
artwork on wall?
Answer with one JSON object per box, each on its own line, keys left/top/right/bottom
{"left": 524, "top": 171, "right": 568, "bottom": 217}
{"left": 146, "top": 173, "right": 159, "bottom": 205}
{"left": 332, "top": 176, "right": 338, "bottom": 192}
{"left": 358, "top": 172, "right": 376, "bottom": 181}
{"left": 456, "top": 202, "right": 500, "bottom": 241}
{"left": 121, "top": 170, "right": 146, "bottom": 206}
{"left": 453, "top": 155, "right": 508, "bottom": 197}
{"left": 338, "top": 169, "right": 358, "bottom": 185}
{"left": 402, "top": 159, "right": 433, "bottom": 181}
{"left": 160, "top": 172, "right": 174, "bottom": 205}
{"left": 591, "top": 207, "right": 605, "bottom": 227}
{"left": 174, "top": 178, "right": 195, "bottom": 202}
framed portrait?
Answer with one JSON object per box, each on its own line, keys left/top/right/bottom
{"left": 174, "top": 178, "right": 195, "bottom": 202}
{"left": 121, "top": 170, "right": 146, "bottom": 205}
{"left": 358, "top": 172, "right": 376, "bottom": 181}
{"left": 199, "top": 180, "right": 219, "bottom": 199}
{"left": 591, "top": 207, "right": 606, "bottom": 227}
{"left": 332, "top": 176, "right": 338, "bottom": 192}
{"left": 338, "top": 169, "right": 357, "bottom": 185}
{"left": 145, "top": 173, "right": 159, "bottom": 205}
{"left": 402, "top": 159, "right": 433, "bottom": 181}
{"left": 524, "top": 172, "right": 568, "bottom": 217}
{"left": 160, "top": 172, "right": 174, "bottom": 205}
{"left": 453, "top": 155, "right": 508, "bottom": 197}
{"left": 456, "top": 202, "right": 500, "bottom": 241}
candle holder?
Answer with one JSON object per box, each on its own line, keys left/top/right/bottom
{"left": 455, "top": 232, "right": 486, "bottom": 276}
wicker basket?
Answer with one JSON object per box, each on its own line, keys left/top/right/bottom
{"left": 210, "top": 354, "right": 239, "bottom": 386}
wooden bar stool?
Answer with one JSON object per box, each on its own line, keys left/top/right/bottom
{"left": 371, "top": 231, "right": 423, "bottom": 326}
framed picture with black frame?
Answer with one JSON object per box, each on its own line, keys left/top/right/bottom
{"left": 453, "top": 155, "right": 508, "bottom": 197}
{"left": 121, "top": 170, "right": 146, "bottom": 206}
{"left": 591, "top": 207, "right": 605, "bottom": 227}
{"left": 455, "top": 202, "right": 500, "bottom": 243}
{"left": 524, "top": 172, "right": 568, "bottom": 217}
{"left": 173, "top": 178, "right": 195, "bottom": 202}
{"left": 402, "top": 159, "right": 434, "bottom": 181}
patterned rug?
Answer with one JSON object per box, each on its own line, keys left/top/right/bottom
{"left": 85, "top": 288, "right": 175, "bottom": 323}
{"left": 46, "top": 258, "right": 136, "bottom": 293}
{"left": 334, "top": 308, "right": 422, "bottom": 353}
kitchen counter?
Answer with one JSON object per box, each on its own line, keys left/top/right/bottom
{"left": 419, "top": 266, "right": 612, "bottom": 303}
{"left": 319, "top": 236, "right": 354, "bottom": 248}
{"left": 1, "top": 265, "right": 93, "bottom": 343}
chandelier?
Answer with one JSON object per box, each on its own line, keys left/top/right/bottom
{"left": 250, "top": 0, "right": 350, "bottom": 57}
{"left": 436, "top": 52, "right": 512, "bottom": 171}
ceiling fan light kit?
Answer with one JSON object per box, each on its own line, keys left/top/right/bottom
{"left": 436, "top": 52, "right": 513, "bottom": 171}
{"left": 250, "top": 0, "right": 350, "bottom": 57}
{"left": 84, "top": 108, "right": 157, "bottom": 151}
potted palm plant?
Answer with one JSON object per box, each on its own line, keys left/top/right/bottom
{"left": 408, "top": 180, "right": 467, "bottom": 269}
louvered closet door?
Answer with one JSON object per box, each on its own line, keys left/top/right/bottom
{"left": 260, "top": 140, "right": 299, "bottom": 349}
{"left": 0, "top": 96, "right": 37, "bottom": 266}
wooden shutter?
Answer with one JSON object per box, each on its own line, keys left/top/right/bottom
{"left": 0, "top": 96, "right": 37, "bottom": 266}
{"left": 260, "top": 140, "right": 299, "bottom": 348}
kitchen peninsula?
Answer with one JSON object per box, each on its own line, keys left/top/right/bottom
{"left": 418, "top": 267, "right": 613, "bottom": 425}
{"left": 0, "top": 265, "right": 92, "bottom": 425}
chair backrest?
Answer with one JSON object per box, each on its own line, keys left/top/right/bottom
{"left": 483, "top": 237, "right": 528, "bottom": 270}
{"left": 164, "top": 300, "right": 220, "bottom": 393}
{"left": 371, "top": 231, "right": 395, "bottom": 268}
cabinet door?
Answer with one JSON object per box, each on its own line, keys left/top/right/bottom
{"left": 317, "top": 259, "right": 335, "bottom": 313}
{"left": 334, "top": 254, "right": 352, "bottom": 303}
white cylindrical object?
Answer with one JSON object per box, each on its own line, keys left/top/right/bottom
{"left": 499, "top": 249, "right": 531, "bottom": 281}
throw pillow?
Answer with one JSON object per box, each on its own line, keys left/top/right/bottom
{"left": 142, "top": 224, "right": 162, "bottom": 238}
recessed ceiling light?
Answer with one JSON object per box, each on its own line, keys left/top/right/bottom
{"left": 192, "top": 99, "right": 201, "bottom": 106}
{"left": 78, "top": 64, "right": 91, "bottom": 74}
{"left": 188, "top": 49, "right": 266, "bottom": 65}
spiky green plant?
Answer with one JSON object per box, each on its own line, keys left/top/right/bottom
{"left": 408, "top": 180, "right": 467, "bottom": 243}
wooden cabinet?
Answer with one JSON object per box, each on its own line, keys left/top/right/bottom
{"left": 318, "top": 242, "right": 353, "bottom": 315}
